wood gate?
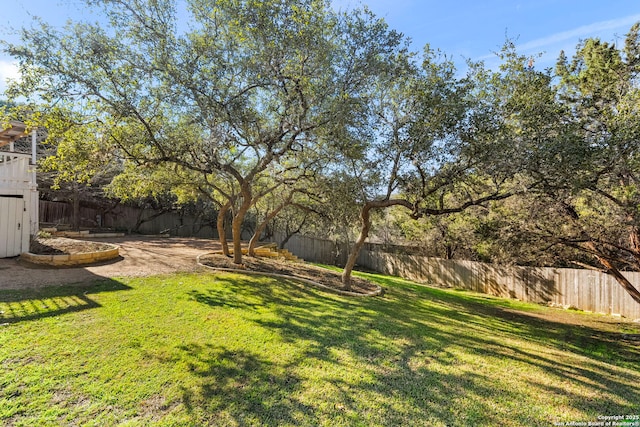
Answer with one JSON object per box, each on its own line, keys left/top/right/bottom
{"left": 0, "top": 195, "right": 26, "bottom": 257}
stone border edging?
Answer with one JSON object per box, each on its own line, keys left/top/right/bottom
{"left": 196, "top": 253, "right": 382, "bottom": 297}
{"left": 54, "top": 232, "right": 126, "bottom": 238}
{"left": 20, "top": 244, "right": 120, "bottom": 267}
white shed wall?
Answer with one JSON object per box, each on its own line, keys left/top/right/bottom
{"left": 0, "top": 153, "right": 37, "bottom": 257}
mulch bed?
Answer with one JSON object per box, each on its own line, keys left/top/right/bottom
{"left": 29, "top": 237, "right": 114, "bottom": 255}
{"left": 198, "top": 253, "right": 379, "bottom": 295}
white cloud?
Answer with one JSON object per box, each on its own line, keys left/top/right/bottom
{"left": 475, "top": 14, "right": 640, "bottom": 70}
{"left": 0, "top": 60, "right": 20, "bottom": 96}
{"left": 519, "top": 14, "right": 640, "bottom": 53}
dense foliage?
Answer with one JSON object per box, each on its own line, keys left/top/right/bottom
{"left": 2, "top": 1, "right": 640, "bottom": 300}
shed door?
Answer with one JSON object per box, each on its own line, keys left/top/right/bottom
{"left": 0, "top": 196, "right": 24, "bottom": 258}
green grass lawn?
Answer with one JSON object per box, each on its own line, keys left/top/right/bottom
{"left": 1, "top": 269, "right": 639, "bottom": 426}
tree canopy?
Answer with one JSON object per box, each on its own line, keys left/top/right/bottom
{"left": 3, "top": 0, "right": 640, "bottom": 303}
{"left": 5, "top": 0, "right": 407, "bottom": 264}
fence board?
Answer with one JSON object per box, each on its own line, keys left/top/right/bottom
{"left": 276, "top": 234, "right": 640, "bottom": 320}
{"left": 39, "top": 200, "right": 216, "bottom": 238}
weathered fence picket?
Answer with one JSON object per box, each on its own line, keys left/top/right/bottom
{"left": 273, "top": 233, "right": 640, "bottom": 320}
{"left": 39, "top": 200, "right": 216, "bottom": 238}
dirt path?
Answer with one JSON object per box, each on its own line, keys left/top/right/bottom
{"left": 0, "top": 236, "right": 221, "bottom": 290}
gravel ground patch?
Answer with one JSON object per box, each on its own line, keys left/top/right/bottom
{"left": 0, "top": 236, "right": 219, "bottom": 290}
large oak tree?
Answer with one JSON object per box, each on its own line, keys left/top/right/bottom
{"left": 5, "top": 0, "right": 406, "bottom": 264}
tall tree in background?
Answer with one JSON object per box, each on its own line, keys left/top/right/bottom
{"left": 476, "top": 26, "right": 640, "bottom": 304}
{"left": 550, "top": 24, "right": 640, "bottom": 303}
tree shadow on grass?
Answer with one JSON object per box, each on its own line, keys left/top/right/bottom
{"left": 0, "top": 279, "right": 131, "bottom": 324}
{"left": 177, "top": 343, "right": 318, "bottom": 427}
{"left": 185, "top": 271, "right": 640, "bottom": 426}
{"left": 402, "top": 283, "right": 640, "bottom": 367}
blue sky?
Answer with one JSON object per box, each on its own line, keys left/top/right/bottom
{"left": 332, "top": 1, "right": 640, "bottom": 68}
{"left": 1, "top": 0, "right": 639, "bottom": 94}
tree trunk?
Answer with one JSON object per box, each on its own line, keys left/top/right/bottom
{"left": 341, "top": 204, "right": 373, "bottom": 290}
{"left": 587, "top": 242, "right": 640, "bottom": 305}
{"left": 133, "top": 206, "right": 168, "bottom": 234}
{"left": 231, "top": 215, "right": 243, "bottom": 264}
{"left": 279, "top": 228, "right": 298, "bottom": 250}
{"left": 247, "top": 215, "right": 265, "bottom": 257}
{"left": 445, "top": 244, "right": 454, "bottom": 260}
{"left": 629, "top": 226, "right": 640, "bottom": 266}
{"left": 598, "top": 257, "right": 640, "bottom": 305}
{"left": 279, "top": 214, "right": 307, "bottom": 249}
{"left": 231, "top": 189, "right": 253, "bottom": 264}
{"left": 217, "top": 201, "right": 232, "bottom": 257}
{"left": 248, "top": 196, "right": 291, "bottom": 256}
{"left": 341, "top": 198, "right": 414, "bottom": 290}
{"left": 72, "top": 185, "right": 80, "bottom": 231}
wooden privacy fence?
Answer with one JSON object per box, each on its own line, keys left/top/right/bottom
{"left": 356, "top": 250, "right": 640, "bottom": 320}
{"left": 270, "top": 232, "right": 350, "bottom": 266}
{"left": 39, "top": 200, "right": 217, "bottom": 238}
{"left": 274, "top": 233, "right": 640, "bottom": 320}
